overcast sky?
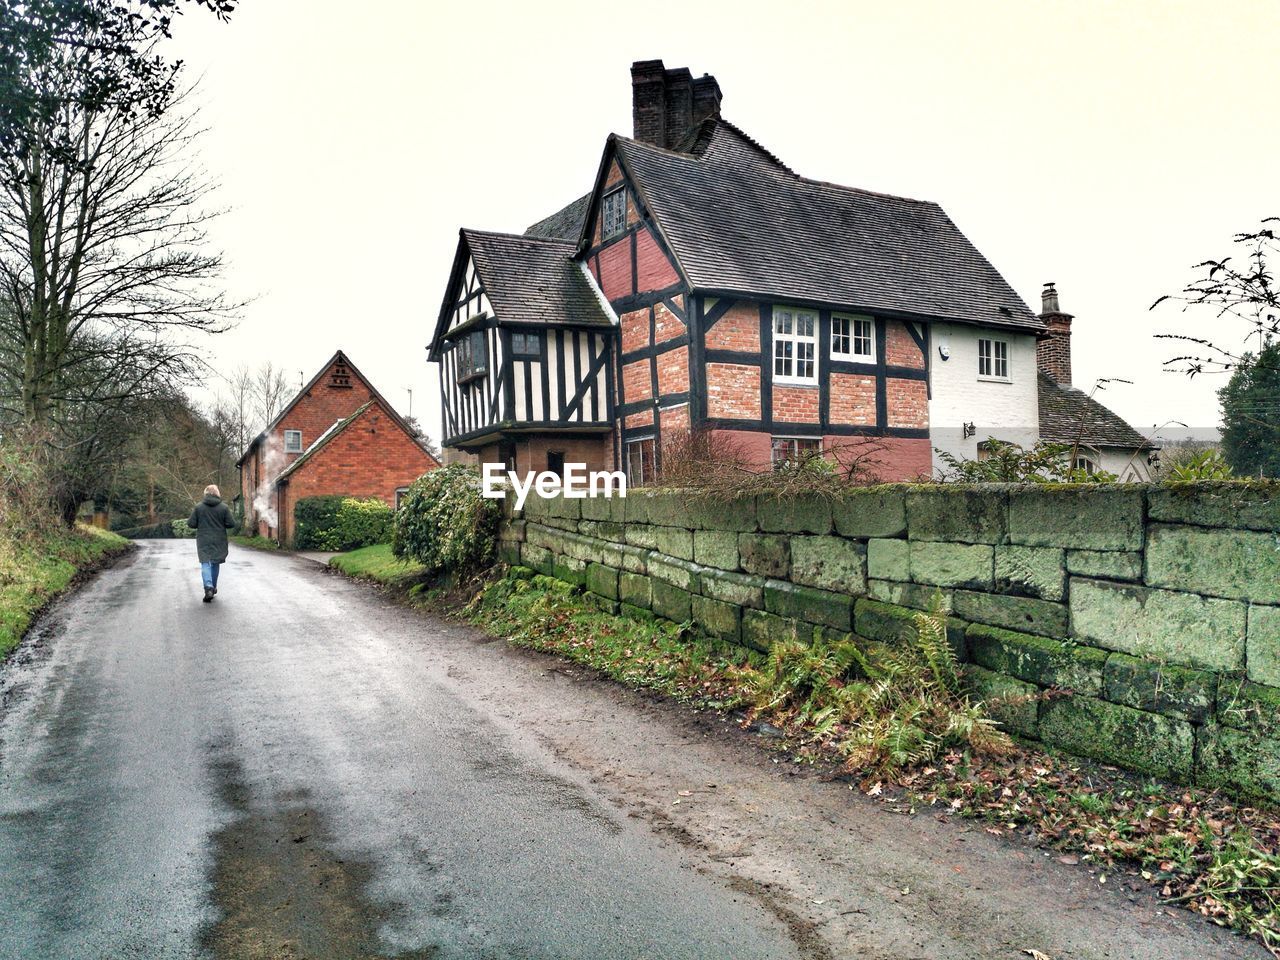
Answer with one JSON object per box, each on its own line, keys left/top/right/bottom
{"left": 170, "top": 0, "right": 1280, "bottom": 444}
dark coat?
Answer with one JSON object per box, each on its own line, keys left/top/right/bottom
{"left": 188, "top": 494, "right": 236, "bottom": 563}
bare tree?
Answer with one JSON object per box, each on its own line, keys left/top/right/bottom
{"left": 250, "top": 362, "right": 290, "bottom": 429}
{"left": 1154, "top": 219, "right": 1279, "bottom": 376}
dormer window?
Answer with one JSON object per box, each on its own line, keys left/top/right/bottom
{"left": 284, "top": 429, "right": 302, "bottom": 453}
{"left": 602, "top": 189, "right": 627, "bottom": 240}
{"left": 457, "top": 330, "right": 487, "bottom": 383}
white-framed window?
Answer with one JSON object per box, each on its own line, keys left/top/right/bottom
{"left": 978, "top": 338, "right": 1010, "bottom": 380}
{"left": 770, "top": 436, "right": 821, "bottom": 467}
{"left": 457, "top": 330, "right": 487, "bottom": 382}
{"left": 283, "top": 429, "right": 302, "bottom": 453}
{"left": 831, "top": 313, "right": 875, "bottom": 361}
{"left": 512, "top": 331, "right": 541, "bottom": 357}
{"left": 1074, "top": 455, "right": 1097, "bottom": 475}
{"left": 626, "top": 437, "right": 656, "bottom": 487}
{"left": 394, "top": 487, "right": 410, "bottom": 509}
{"left": 772, "top": 306, "right": 818, "bottom": 383}
{"left": 602, "top": 189, "right": 627, "bottom": 240}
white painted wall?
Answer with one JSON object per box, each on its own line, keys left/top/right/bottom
{"left": 928, "top": 323, "right": 1040, "bottom": 475}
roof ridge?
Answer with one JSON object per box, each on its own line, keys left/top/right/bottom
{"left": 463, "top": 226, "right": 576, "bottom": 247}
{"left": 796, "top": 173, "right": 936, "bottom": 206}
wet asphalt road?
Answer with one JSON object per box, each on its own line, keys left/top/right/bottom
{"left": 0, "top": 541, "right": 803, "bottom": 959}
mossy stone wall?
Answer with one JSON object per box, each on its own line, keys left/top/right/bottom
{"left": 499, "top": 483, "right": 1280, "bottom": 803}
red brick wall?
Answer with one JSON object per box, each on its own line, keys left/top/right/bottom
{"left": 826, "top": 435, "right": 932, "bottom": 481}
{"left": 829, "top": 373, "right": 876, "bottom": 426}
{"left": 519, "top": 435, "right": 614, "bottom": 476}
{"left": 659, "top": 403, "right": 690, "bottom": 440}
{"left": 772, "top": 385, "right": 820, "bottom": 423}
{"left": 635, "top": 227, "right": 679, "bottom": 291}
{"left": 706, "top": 363, "right": 761, "bottom": 419}
{"left": 885, "top": 320, "right": 926, "bottom": 369}
{"left": 623, "top": 360, "right": 651, "bottom": 401}
{"left": 653, "top": 301, "right": 684, "bottom": 343}
{"left": 597, "top": 240, "right": 631, "bottom": 302}
{"left": 886, "top": 378, "right": 928, "bottom": 429}
{"left": 278, "top": 401, "right": 438, "bottom": 545}
{"left": 657, "top": 348, "right": 690, "bottom": 395}
{"left": 705, "top": 302, "right": 759, "bottom": 352}
{"left": 625, "top": 409, "right": 655, "bottom": 429}
{"left": 620, "top": 308, "right": 649, "bottom": 353}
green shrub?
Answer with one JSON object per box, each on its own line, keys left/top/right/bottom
{"left": 293, "top": 496, "right": 393, "bottom": 551}
{"left": 170, "top": 518, "right": 196, "bottom": 539}
{"left": 393, "top": 465, "right": 499, "bottom": 576}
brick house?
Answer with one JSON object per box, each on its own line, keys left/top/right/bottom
{"left": 237, "top": 350, "right": 439, "bottom": 545}
{"left": 429, "top": 59, "right": 1149, "bottom": 482}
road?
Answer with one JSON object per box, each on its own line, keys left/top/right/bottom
{"left": 0, "top": 540, "right": 1267, "bottom": 960}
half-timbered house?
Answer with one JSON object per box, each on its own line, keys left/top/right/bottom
{"left": 430, "top": 59, "right": 1147, "bottom": 482}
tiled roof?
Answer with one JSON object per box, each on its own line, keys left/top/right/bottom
{"left": 611, "top": 119, "right": 1043, "bottom": 332}
{"left": 1038, "top": 372, "right": 1153, "bottom": 450}
{"left": 464, "top": 229, "right": 611, "bottom": 328}
{"left": 524, "top": 193, "right": 591, "bottom": 241}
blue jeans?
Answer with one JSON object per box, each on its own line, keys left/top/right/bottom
{"left": 201, "top": 561, "right": 221, "bottom": 590}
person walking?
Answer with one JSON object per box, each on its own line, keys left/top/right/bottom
{"left": 188, "top": 485, "right": 237, "bottom": 602}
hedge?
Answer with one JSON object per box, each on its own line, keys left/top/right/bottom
{"left": 393, "top": 465, "right": 499, "bottom": 576}
{"left": 293, "top": 495, "right": 393, "bottom": 551}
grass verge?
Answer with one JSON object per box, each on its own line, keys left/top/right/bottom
{"left": 230, "top": 534, "right": 280, "bottom": 551}
{"left": 0, "top": 524, "right": 131, "bottom": 660}
{"left": 328, "top": 543, "right": 425, "bottom": 585}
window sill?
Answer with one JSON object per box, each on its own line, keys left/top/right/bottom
{"left": 458, "top": 372, "right": 488, "bottom": 386}
{"left": 977, "top": 376, "right": 1013, "bottom": 384}
{"left": 831, "top": 352, "right": 875, "bottom": 363}
{"left": 772, "top": 377, "right": 819, "bottom": 388}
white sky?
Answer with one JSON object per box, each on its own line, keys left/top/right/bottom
{"left": 170, "top": 0, "right": 1280, "bottom": 443}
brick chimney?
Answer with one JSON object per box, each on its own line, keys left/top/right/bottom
{"left": 631, "top": 59, "right": 722, "bottom": 150}
{"left": 1036, "top": 281, "right": 1073, "bottom": 385}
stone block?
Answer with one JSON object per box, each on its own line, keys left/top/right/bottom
{"left": 764, "top": 580, "right": 852, "bottom": 631}
{"left": 1148, "top": 484, "right": 1280, "bottom": 532}
{"left": 521, "top": 544, "right": 552, "bottom": 575}
{"left": 1146, "top": 524, "right": 1280, "bottom": 604}
{"left": 867, "top": 538, "right": 910, "bottom": 582}
{"left": 967, "top": 623, "right": 1105, "bottom": 694}
{"left": 741, "top": 609, "right": 802, "bottom": 652}
{"left": 1040, "top": 695, "right": 1194, "bottom": 781}
{"left": 909, "top": 541, "right": 994, "bottom": 590}
{"left": 700, "top": 570, "right": 765, "bottom": 609}
{"left": 653, "top": 525, "right": 694, "bottom": 561}
{"left": 552, "top": 554, "right": 586, "bottom": 587}
{"left": 624, "top": 525, "right": 658, "bottom": 550}
{"left": 1197, "top": 724, "right": 1280, "bottom": 802}
{"left": 579, "top": 495, "right": 616, "bottom": 522}
{"left": 683, "top": 495, "right": 757, "bottom": 532}
{"left": 961, "top": 664, "right": 1040, "bottom": 739}
{"left": 1069, "top": 578, "right": 1246, "bottom": 671}
{"left": 1247, "top": 604, "right": 1280, "bottom": 687}
{"left": 539, "top": 515, "right": 580, "bottom": 533}
{"left": 584, "top": 593, "right": 620, "bottom": 616}
{"left": 906, "top": 487, "right": 1007, "bottom": 544}
{"left": 757, "top": 494, "right": 833, "bottom": 535}
{"left": 693, "top": 529, "right": 739, "bottom": 570}
{"left": 620, "top": 602, "right": 655, "bottom": 623}
{"left": 497, "top": 542, "right": 521, "bottom": 566}
{"left": 739, "top": 533, "right": 790, "bottom": 578}
{"left": 500, "top": 519, "right": 527, "bottom": 543}
{"left": 1065, "top": 549, "right": 1143, "bottom": 582}
{"left": 952, "top": 590, "right": 1069, "bottom": 638}
{"left": 1008, "top": 487, "right": 1144, "bottom": 550}
{"left": 995, "top": 545, "right": 1065, "bottom": 601}
{"left": 1216, "top": 678, "right": 1280, "bottom": 738}
{"left": 547, "top": 495, "right": 581, "bottom": 521}
{"left": 1102, "top": 652, "right": 1217, "bottom": 723}
{"left": 578, "top": 520, "right": 625, "bottom": 543}
{"left": 854, "top": 598, "right": 916, "bottom": 645}
{"left": 585, "top": 562, "right": 619, "bottom": 601}
{"left": 867, "top": 579, "right": 950, "bottom": 613}
{"left": 645, "top": 491, "right": 693, "bottom": 528}
{"left": 693, "top": 595, "right": 741, "bottom": 642}
{"left": 619, "top": 571, "right": 651, "bottom": 609}
{"left": 651, "top": 580, "right": 693, "bottom": 623}
{"left": 790, "top": 536, "right": 867, "bottom": 594}
{"left": 832, "top": 487, "right": 908, "bottom": 539}
{"left": 616, "top": 543, "right": 648, "bottom": 575}
{"left": 647, "top": 555, "right": 700, "bottom": 592}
